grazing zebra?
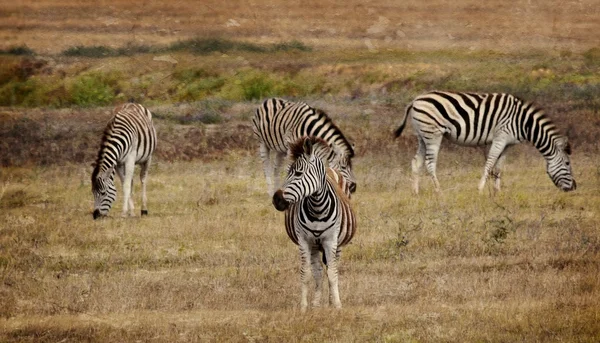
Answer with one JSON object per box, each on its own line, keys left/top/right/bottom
{"left": 272, "top": 137, "right": 356, "bottom": 311}
{"left": 252, "top": 97, "right": 356, "bottom": 196}
{"left": 91, "top": 102, "right": 157, "bottom": 219}
{"left": 394, "top": 91, "right": 576, "bottom": 194}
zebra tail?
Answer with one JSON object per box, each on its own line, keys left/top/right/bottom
{"left": 394, "top": 103, "right": 413, "bottom": 138}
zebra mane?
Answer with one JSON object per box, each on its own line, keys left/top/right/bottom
{"left": 91, "top": 114, "right": 118, "bottom": 182}
{"left": 313, "top": 108, "right": 355, "bottom": 158}
{"left": 289, "top": 136, "right": 331, "bottom": 162}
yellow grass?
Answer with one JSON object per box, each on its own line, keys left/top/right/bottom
{"left": 1, "top": 144, "right": 599, "bottom": 341}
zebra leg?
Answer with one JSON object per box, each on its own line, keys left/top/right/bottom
{"left": 272, "top": 152, "right": 286, "bottom": 195}
{"left": 479, "top": 138, "right": 508, "bottom": 193}
{"left": 423, "top": 135, "right": 443, "bottom": 192}
{"left": 323, "top": 241, "right": 342, "bottom": 309}
{"left": 298, "top": 241, "right": 312, "bottom": 312}
{"left": 411, "top": 136, "right": 426, "bottom": 194}
{"left": 121, "top": 157, "right": 137, "bottom": 217}
{"left": 492, "top": 152, "right": 507, "bottom": 192}
{"left": 259, "top": 143, "right": 273, "bottom": 195}
{"left": 310, "top": 247, "right": 324, "bottom": 307}
{"left": 139, "top": 157, "right": 151, "bottom": 216}
{"left": 115, "top": 164, "right": 128, "bottom": 216}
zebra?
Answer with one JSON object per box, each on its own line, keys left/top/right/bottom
{"left": 252, "top": 97, "right": 356, "bottom": 197}
{"left": 272, "top": 136, "right": 356, "bottom": 311}
{"left": 91, "top": 102, "right": 157, "bottom": 219}
{"left": 394, "top": 91, "right": 576, "bottom": 194}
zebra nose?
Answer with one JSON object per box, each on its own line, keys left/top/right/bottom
{"left": 93, "top": 209, "right": 101, "bottom": 220}
{"left": 272, "top": 190, "right": 289, "bottom": 211}
{"left": 349, "top": 182, "right": 357, "bottom": 193}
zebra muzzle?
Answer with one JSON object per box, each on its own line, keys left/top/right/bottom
{"left": 272, "top": 190, "right": 289, "bottom": 211}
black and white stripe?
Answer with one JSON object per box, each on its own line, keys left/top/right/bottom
{"left": 395, "top": 91, "right": 576, "bottom": 193}
{"left": 272, "top": 137, "right": 356, "bottom": 311}
{"left": 91, "top": 102, "right": 157, "bottom": 219}
{"left": 252, "top": 98, "right": 356, "bottom": 196}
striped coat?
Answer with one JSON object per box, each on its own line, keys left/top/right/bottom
{"left": 91, "top": 102, "right": 157, "bottom": 219}
{"left": 272, "top": 137, "right": 356, "bottom": 311}
{"left": 395, "top": 91, "right": 576, "bottom": 194}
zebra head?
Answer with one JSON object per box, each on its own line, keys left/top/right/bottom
{"left": 330, "top": 153, "right": 356, "bottom": 194}
{"left": 546, "top": 136, "right": 576, "bottom": 192}
{"left": 273, "top": 137, "right": 327, "bottom": 211}
{"left": 91, "top": 166, "right": 117, "bottom": 219}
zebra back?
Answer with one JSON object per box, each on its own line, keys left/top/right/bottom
{"left": 253, "top": 98, "right": 355, "bottom": 158}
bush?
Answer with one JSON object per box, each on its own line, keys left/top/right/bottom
{"left": 0, "top": 46, "right": 35, "bottom": 56}
{"left": 218, "top": 69, "right": 275, "bottom": 101}
{"left": 69, "top": 72, "right": 120, "bottom": 107}
{"left": 271, "top": 40, "right": 312, "bottom": 52}
{"left": 62, "top": 46, "right": 116, "bottom": 58}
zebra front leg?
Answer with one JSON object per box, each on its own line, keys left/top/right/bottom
{"left": 479, "top": 138, "right": 508, "bottom": 193}
{"left": 310, "top": 247, "right": 324, "bottom": 308}
{"left": 323, "top": 241, "right": 342, "bottom": 309}
{"left": 298, "top": 242, "right": 312, "bottom": 312}
{"left": 259, "top": 143, "right": 273, "bottom": 196}
{"left": 121, "top": 157, "right": 137, "bottom": 217}
{"left": 411, "top": 137, "right": 426, "bottom": 194}
{"left": 140, "top": 158, "right": 151, "bottom": 216}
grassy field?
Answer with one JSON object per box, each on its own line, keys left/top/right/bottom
{"left": 1, "top": 0, "right": 600, "bottom": 342}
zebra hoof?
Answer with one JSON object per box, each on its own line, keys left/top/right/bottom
{"left": 141, "top": 210, "right": 148, "bottom": 216}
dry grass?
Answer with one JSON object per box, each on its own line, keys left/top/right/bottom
{"left": 1, "top": 0, "right": 599, "bottom": 54}
{"left": 1, "top": 1, "right": 600, "bottom": 341}
{"left": 0, "top": 143, "right": 599, "bottom": 341}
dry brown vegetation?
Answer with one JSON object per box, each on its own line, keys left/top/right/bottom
{"left": 1, "top": 0, "right": 599, "bottom": 53}
{"left": 1, "top": 1, "right": 600, "bottom": 342}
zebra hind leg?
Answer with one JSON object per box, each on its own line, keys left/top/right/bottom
{"left": 423, "top": 135, "right": 443, "bottom": 193}
{"left": 259, "top": 143, "right": 273, "bottom": 195}
{"left": 140, "top": 158, "right": 151, "bottom": 216}
{"left": 492, "top": 153, "right": 507, "bottom": 193}
{"left": 411, "top": 137, "right": 426, "bottom": 194}
{"left": 479, "top": 138, "right": 508, "bottom": 194}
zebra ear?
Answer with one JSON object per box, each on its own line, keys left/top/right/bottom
{"left": 303, "top": 138, "right": 313, "bottom": 155}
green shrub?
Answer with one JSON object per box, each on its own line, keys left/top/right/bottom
{"left": 583, "top": 47, "right": 600, "bottom": 67}
{"left": 175, "top": 77, "right": 225, "bottom": 102}
{"left": 69, "top": 72, "right": 120, "bottom": 107}
{"left": 0, "top": 46, "right": 35, "bottom": 56}
{"left": 0, "top": 79, "right": 39, "bottom": 106}
{"left": 62, "top": 46, "right": 117, "bottom": 58}
{"left": 271, "top": 40, "right": 312, "bottom": 52}
{"left": 218, "top": 69, "right": 275, "bottom": 101}
{"left": 167, "top": 38, "right": 266, "bottom": 54}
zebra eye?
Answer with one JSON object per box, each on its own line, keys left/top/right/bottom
{"left": 565, "top": 161, "right": 570, "bottom": 166}
{"left": 294, "top": 171, "right": 303, "bottom": 177}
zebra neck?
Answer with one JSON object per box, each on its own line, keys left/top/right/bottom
{"left": 301, "top": 183, "right": 337, "bottom": 221}
{"left": 524, "top": 112, "right": 559, "bottom": 159}
{"left": 92, "top": 147, "right": 119, "bottom": 180}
